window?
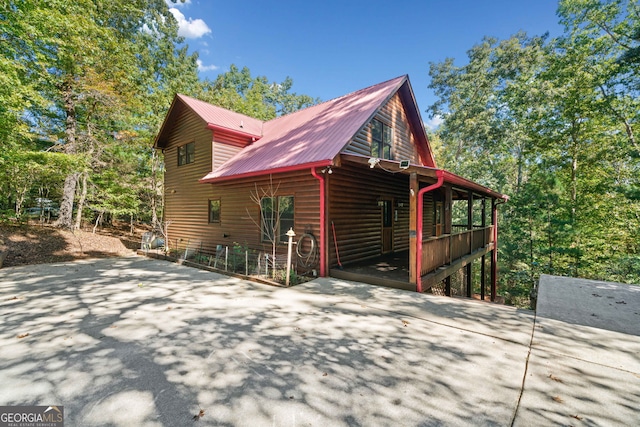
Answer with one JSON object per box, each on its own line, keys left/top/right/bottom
{"left": 178, "top": 142, "right": 195, "bottom": 166}
{"left": 208, "top": 199, "right": 220, "bottom": 223}
{"left": 370, "top": 119, "right": 393, "bottom": 160}
{"left": 260, "top": 195, "right": 294, "bottom": 242}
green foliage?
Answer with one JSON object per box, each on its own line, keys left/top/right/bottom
{"left": 429, "top": 0, "right": 640, "bottom": 306}
{"left": 1, "top": 1, "right": 314, "bottom": 230}
{"left": 197, "top": 65, "right": 319, "bottom": 120}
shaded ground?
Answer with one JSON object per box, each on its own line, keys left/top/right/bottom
{"left": 0, "top": 222, "right": 142, "bottom": 267}
{"left": 513, "top": 275, "right": 640, "bottom": 426}
{"left": 0, "top": 257, "right": 534, "bottom": 426}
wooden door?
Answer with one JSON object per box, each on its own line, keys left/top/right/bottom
{"left": 382, "top": 199, "right": 393, "bottom": 253}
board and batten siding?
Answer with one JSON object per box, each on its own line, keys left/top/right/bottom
{"left": 342, "top": 92, "right": 422, "bottom": 163}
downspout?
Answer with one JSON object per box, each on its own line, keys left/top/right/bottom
{"left": 311, "top": 168, "right": 326, "bottom": 277}
{"left": 416, "top": 169, "right": 445, "bottom": 293}
{"left": 491, "top": 197, "right": 507, "bottom": 301}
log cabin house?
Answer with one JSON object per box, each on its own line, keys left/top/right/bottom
{"left": 154, "top": 75, "right": 507, "bottom": 298}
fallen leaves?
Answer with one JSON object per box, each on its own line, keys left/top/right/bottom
{"left": 548, "top": 374, "right": 563, "bottom": 383}
{"left": 6, "top": 296, "right": 18, "bottom": 301}
{"left": 571, "top": 414, "right": 583, "bottom": 420}
{"left": 192, "top": 409, "right": 204, "bottom": 421}
{"left": 402, "top": 320, "right": 410, "bottom": 327}
{"left": 17, "top": 333, "right": 29, "bottom": 339}
{"left": 552, "top": 396, "right": 564, "bottom": 403}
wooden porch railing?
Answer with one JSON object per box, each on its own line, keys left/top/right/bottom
{"left": 420, "top": 225, "right": 494, "bottom": 276}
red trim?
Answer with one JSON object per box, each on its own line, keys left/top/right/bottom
{"left": 206, "top": 123, "right": 262, "bottom": 140}
{"left": 416, "top": 169, "right": 445, "bottom": 293}
{"left": 200, "top": 160, "right": 332, "bottom": 183}
{"left": 311, "top": 168, "right": 327, "bottom": 277}
{"left": 442, "top": 171, "right": 508, "bottom": 201}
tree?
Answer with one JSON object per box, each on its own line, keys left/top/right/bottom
{"left": 427, "top": 1, "right": 640, "bottom": 304}
{"left": 1, "top": 0, "right": 201, "bottom": 229}
{"left": 197, "top": 65, "right": 318, "bottom": 121}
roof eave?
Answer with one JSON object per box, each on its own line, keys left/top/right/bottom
{"left": 200, "top": 160, "right": 333, "bottom": 184}
{"left": 154, "top": 94, "right": 182, "bottom": 149}
{"left": 206, "top": 123, "right": 262, "bottom": 140}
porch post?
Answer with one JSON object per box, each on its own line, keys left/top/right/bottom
{"left": 409, "top": 172, "right": 418, "bottom": 285}
{"left": 466, "top": 191, "right": 473, "bottom": 297}
{"left": 481, "top": 197, "right": 486, "bottom": 245}
{"left": 481, "top": 254, "right": 486, "bottom": 300}
{"left": 445, "top": 185, "right": 452, "bottom": 265}
{"left": 491, "top": 198, "right": 497, "bottom": 301}
{"left": 468, "top": 191, "right": 473, "bottom": 254}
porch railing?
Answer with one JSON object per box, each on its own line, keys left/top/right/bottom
{"left": 420, "top": 225, "right": 494, "bottom": 276}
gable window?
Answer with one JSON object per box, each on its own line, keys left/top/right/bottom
{"left": 178, "top": 142, "right": 195, "bottom": 166}
{"left": 370, "top": 119, "right": 393, "bottom": 160}
{"left": 260, "top": 196, "right": 294, "bottom": 242}
{"left": 208, "top": 199, "right": 220, "bottom": 223}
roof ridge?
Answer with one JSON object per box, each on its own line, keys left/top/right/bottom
{"left": 176, "top": 93, "right": 266, "bottom": 124}
{"left": 265, "top": 75, "right": 407, "bottom": 125}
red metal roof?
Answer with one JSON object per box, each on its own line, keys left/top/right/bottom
{"left": 177, "top": 94, "right": 263, "bottom": 137}
{"left": 201, "top": 76, "right": 409, "bottom": 182}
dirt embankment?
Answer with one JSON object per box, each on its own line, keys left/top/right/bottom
{"left": 0, "top": 222, "right": 145, "bottom": 268}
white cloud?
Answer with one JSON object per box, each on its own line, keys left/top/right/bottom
{"left": 169, "top": 8, "right": 211, "bottom": 39}
{"left": 197, "top": 59, "right": 219, "bottom": 72}
{"left": 165, "top": 0, "right": 191, "bottom": 7}
{"left": 424, "top": 114, "right": 444, "bottom": 131}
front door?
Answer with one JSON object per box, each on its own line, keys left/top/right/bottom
{"left": 381, "top": 199, "right": 393, "bottom": 253}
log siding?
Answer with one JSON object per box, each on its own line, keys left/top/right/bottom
{"left": 343, "top": 93, "right": 421, "bottom": 163}
{"left": 327, "top": 163, "right": 412, "bottom": 267}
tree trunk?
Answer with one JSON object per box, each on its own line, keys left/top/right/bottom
{"left": 151, "top": 149, "right": 161, "bottom": 230}
{"left": 55, "top": 78, "right": 79, "bottom": 229}
{"left": 93, "top": 211, "right": 104, "bottom": 234}
{"left": 74, "top": 172, "right": 87, "bottom": 230}
{"left": 56, "top": 172, "right": 79, "bottom": 229}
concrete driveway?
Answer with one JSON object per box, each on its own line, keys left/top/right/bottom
{"left": 513, "top": 275, "right": 640, "bottom": 426}
{"left": 1, "top": 257, "right": 536, "bottom": 426}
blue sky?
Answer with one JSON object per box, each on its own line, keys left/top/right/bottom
{"left": 168, "top": 0, "right": 564, "bottom": 128}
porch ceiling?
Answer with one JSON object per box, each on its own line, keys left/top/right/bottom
{"left": 339, "top": 154, "right": 507, "bottom": 200}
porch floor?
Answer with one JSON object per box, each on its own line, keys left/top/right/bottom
{"left": 329, "top": 251, "right": 413, "bottom": 291}
{"left": 328, "top": 248, "right": 496, "bottom": 299}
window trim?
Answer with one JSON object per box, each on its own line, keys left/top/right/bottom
{"left": 370, "top": 119, "right": 393, "bottom": 160}
{"left": 178, "top": 141, "right": 195, "bottom": 166}
{"left": 208, "top": 199, "right": 221, "bottom": 224}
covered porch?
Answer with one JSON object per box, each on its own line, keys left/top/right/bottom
{"left": 328, "top": 155, "right": 507, "bottom": 299}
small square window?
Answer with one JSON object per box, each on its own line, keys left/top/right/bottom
{"left": 209, "top": 199, "right": 220, "bottom": 223}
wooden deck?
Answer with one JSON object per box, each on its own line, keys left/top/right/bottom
{"left": 329, "top": 241, "right": 495, "bottom": 296}
{"left": 330, "top": 251, "right": 414, "bottom": 291}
